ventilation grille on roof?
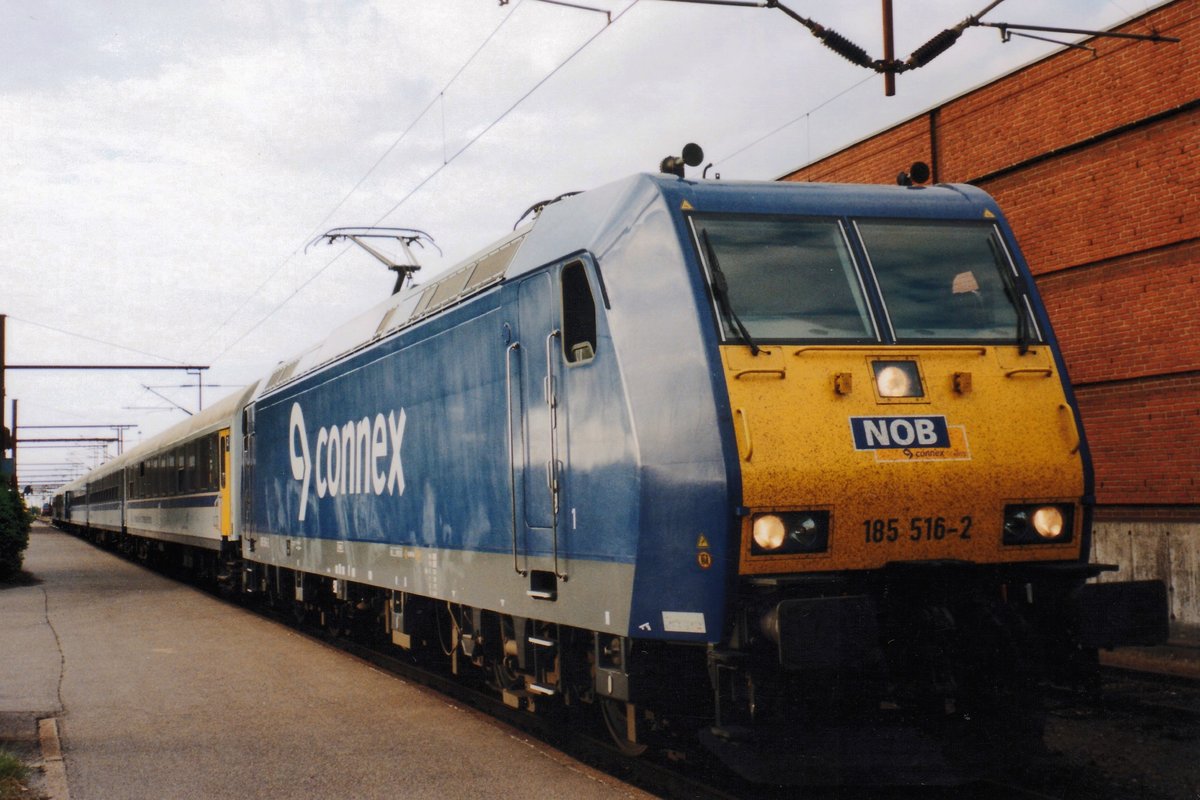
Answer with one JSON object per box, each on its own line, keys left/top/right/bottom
{"left": 376, "top": 235, "right": 526, "bottom": 337}
{"left": 266, "top": 359, "right": 299, "bottom": 390}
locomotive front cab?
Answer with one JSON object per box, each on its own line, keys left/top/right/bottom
{"left": 690, "top": 209, "right": 1085, "bottom": 574}
{"left": 679, "top": 186, "right": 1165, "bottom": 779}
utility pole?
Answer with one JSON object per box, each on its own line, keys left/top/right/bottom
{"left": 0, "top": 313, "right": 207, "bottom": 482}
{"left": 9, "top": 398, "right": 15, "bottom": 492}
{"left": 189, "top": 368, "right": 204, "bottom": 412}
{"left": 882, "top": 0, "right": 896, "bottom": 96}
{"left": 1, "top": 314, "right": 9, "bottom": 489}
{"left": 1, "top": 315, "right": 7, "bottom": 453}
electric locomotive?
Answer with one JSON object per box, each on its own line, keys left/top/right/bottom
{"left": 54, "top": 160, "right": 1167, "bottom": 784}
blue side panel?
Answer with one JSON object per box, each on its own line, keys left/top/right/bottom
{"left": 250, "top": 284, "right": 640, "bottom": 565}
{"left": 566, "top": 180, "right": 737, "bottom": 644}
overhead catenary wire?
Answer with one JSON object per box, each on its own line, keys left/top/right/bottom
{"left": 199, "top": 0, "right": 531, "bottom": 364}
{"left": 207, "top": 1, "right": 640, "bottom": 367}
{"left": 374, "top": 2, "right": 639, "bottom": 225}
{"left": 714, "top": 73, "right": 875, "bottom": 169}
{"left": 6, "top": 314, "right": 189, "bottom": 366}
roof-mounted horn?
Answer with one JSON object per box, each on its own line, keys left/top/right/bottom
{"left": 660, "top": 143, "right": 704, "bottom": 178}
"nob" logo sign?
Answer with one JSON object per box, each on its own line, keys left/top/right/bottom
{"left": 850, "top": 416, "right": 950, "bottom": 450}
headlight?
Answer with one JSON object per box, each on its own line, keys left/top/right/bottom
{"left": 753, "top": 514, "right": 786, "bottom": 551}
{"left": 750, "top": 511, "right": 830, "bottom": 555}
{"left": 872, "top": 360, "right": 923, "bottom": 398}
{"left": 1003, "top": 504, "right": 1073, "bottom": 545}
{"left": 1031, "top": 506, "right": 1065, "bottom": 539}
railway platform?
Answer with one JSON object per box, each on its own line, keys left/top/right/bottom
{"left": 1101, "top": 634, "right": 1200, "bottom": 681}
{"left": 0, "top": 525, "right": 649, "bottom": 800}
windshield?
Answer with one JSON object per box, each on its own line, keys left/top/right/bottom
{"left": 691, "top": 214, "right": 1041, "bottom": 346}
{"left": 856, "top": 220, "right": 1040, "bottom": 343}
{"left": 691, "top": 215, "right": 875, "bottom": 342}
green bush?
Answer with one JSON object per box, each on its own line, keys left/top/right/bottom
{"left": 0, "top": 485, "right": 31, "bottom": 581}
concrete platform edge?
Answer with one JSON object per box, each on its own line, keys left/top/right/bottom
{"left": 37, "top": 717, "right": 70, "bottom": 800}
{"left": 1100, "top": 636, "right": 1200, "bottom": 681}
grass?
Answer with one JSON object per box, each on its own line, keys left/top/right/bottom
{"left": 0, "top": 748, "right": 31, "bottom": 800}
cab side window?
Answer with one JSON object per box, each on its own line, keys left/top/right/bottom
{"left": 561, "top": 260, "right": 596, "bottom": 364}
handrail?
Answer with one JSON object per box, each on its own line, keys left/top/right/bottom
{"left": 793, "top": 345, "right": 989, "bottom": 357}
{"left": 505, "top": 342, "right": 526, "bottom": 577}
{"left": 1005, "top": 368, "right": 1053, "bottom": 378}
{"left": 545, "top": 329, "right": 567, "bottom": 581}
{"left": 735, "top": 408, "right": 753, "bottom": 462}
{"left": 733, "top": 368, "right": 786, "bottom": 380}
{"left": 1059, "top": 404, "right": 1082, "bottom": 455}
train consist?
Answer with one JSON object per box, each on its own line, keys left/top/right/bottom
{"left": 54, "top": 164, "right": 1168, "bottom": 783}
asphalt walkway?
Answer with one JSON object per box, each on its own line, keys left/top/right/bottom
{"left": 0, "top": 525, "right": 646, "bottom": 800}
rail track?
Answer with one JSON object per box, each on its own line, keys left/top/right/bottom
{"left": 255, "top": 595, "right": 1200, "bottom": 800}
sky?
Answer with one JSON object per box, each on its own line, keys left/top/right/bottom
{"left": 1, "top": 0, "right": 1157, "bottom": 496}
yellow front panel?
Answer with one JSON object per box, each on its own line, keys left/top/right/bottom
{"left": 724, "top": 344, "right": 1085, "bottom": 574}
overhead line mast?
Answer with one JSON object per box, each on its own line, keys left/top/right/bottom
{"left": 0, "top": 313, "right": 209, "bottom": 490}
{"left": 655, "top": 0, "right": 1179, "bottom": 95}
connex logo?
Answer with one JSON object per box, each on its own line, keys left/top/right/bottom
{"left": 289, "top": 402, "right": 407, "bottom": 521}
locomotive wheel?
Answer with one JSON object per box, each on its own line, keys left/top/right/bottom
{"left": 600, "top": 698, "right": 647, "bottom": 757}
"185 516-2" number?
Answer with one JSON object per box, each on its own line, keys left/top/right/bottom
{"left": 862, "top": 516, "right": 973, "bottom": 544}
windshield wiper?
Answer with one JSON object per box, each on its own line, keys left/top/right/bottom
{"left": 701, "top": 229, "right": 760, "bottom": 356}
{"left": 989, "top": 237, "right": 1032, "bottom": 355}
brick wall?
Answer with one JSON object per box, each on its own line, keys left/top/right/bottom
{"left": 1038, "top": 241, "right": 1200, "bottom": 385}
{"left": 782, "top": 0, "right": 1199, "bottom": 518}
{"left": 1077, "top": 374, "right": 1200, "bottom": 505}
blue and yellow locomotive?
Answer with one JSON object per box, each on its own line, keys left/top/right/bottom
{"left": 56, "top": 163, "right": 1167, "bottom": 783}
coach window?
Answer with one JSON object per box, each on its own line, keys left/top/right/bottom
{"left": 197, "top": 437, "right": 208, "bottom": 491}
{"left": 210, "top": 433, "right": 220, "bottom": 490}
{"left": 186, "top": 442, "right": 198, "bottom": 494}
{"left": 201, "top": 435, "right": 214, "bottom": 491}
{"left": 561, "top": 260, "right": 597, "bottom": 363}
{"left": 180, "top": 445, "right": 189, "bottom": 493}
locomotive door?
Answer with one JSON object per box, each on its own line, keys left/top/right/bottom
{"left": 512, "top": 269, "right": 568, "bottom": 595}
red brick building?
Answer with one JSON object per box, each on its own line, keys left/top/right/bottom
{"left": 780, "top": 0, "right": 1198, "bottom": 633}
